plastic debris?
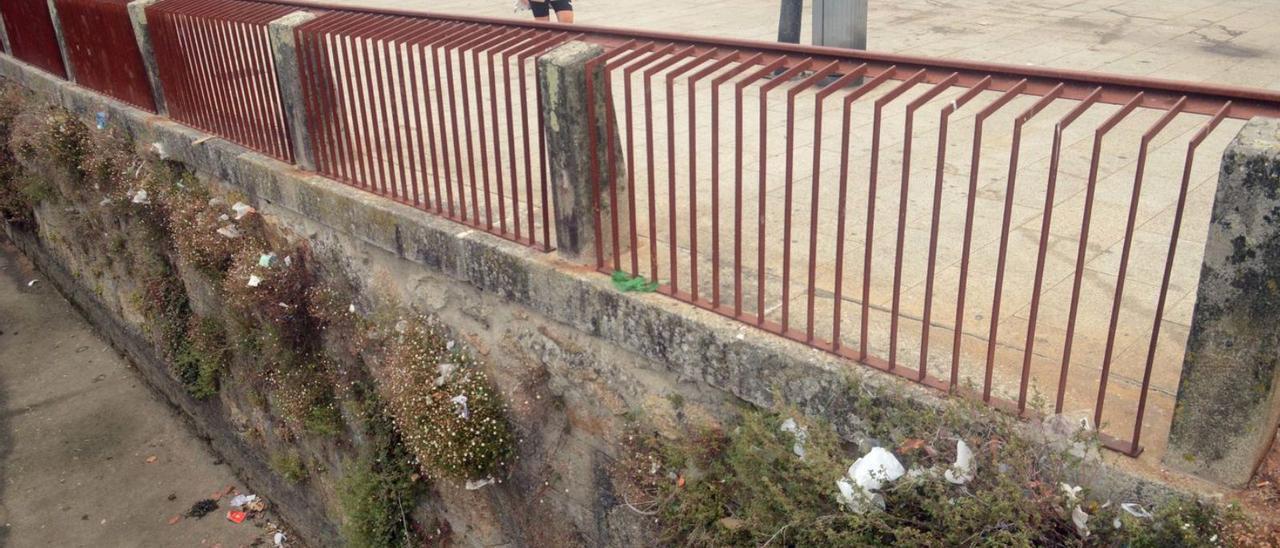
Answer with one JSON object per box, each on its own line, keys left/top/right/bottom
{"left": 217, "top": 225, "right": 241, "bottom": 239}
{"left": 435, "top": 362, "right": 456, "bottom": 387}
{"left": 944, "top": 439, "right": 975, "bottom": 485}
{"left": 228, "top": 494, "right": 258, "bottom": 509}
{"left": 836, "top": 447, "right": 905, "bottom": 513}
{"left": 151, "top": 142, "right": 168, "bottom": 160}
{"left": 274, "top": 532, "right": 287, "bottom": 547}
{"left": 1061, "top": 483, "right": 1082, "bottom": 502}
{"left": 348, "top": 303, "right": 356, "bottom": 314}
{"left": 131, "top": 189, "right": 151, "bottom": 205}
{"left": 779, "top": 418, "right": 809, "bottom": 459}
{"left": 27, "top": 279, "right": 39, "bottom": 288}
{"left": 465, "top": 477, "right": 495, "bottom": 490}
{"left": 95, "top": 112, "right": 108, "bottom": 130}
{"left": 283, "top": 255, "right": 293, "bottom": 267}
{"left": 218, "top": 214, "right": 230, "bottom": 222}
{"left": 611, "top": 271, "right": 659, "bottom": 292}
{"left": 247, "top": 275, "right": 263, "bottom": 288}
{"left": 1072, "top": 505, "right": 1090, "bottom": 537}
{"left": 1121, "top": 503, "right": 1153, "bottom": 520}
{"left": 258, "top": 253, "right": 276, "bottom": 268}
{"left": 231, "top": 201, "right": 255, "bottom": 220}
{"left": 186, "top": 499, "right": 218, "bottom": 519}
{"left": 447, "top": 340, "right": 455, "bottom": 351}
{"left": 226, "top": 510, "right": 247, "bottom": 524}
{"left": 451, "top": 395, "right": 470, "bottom": 419}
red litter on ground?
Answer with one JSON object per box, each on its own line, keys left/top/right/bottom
{"left": 226, "top": 511, "right": 247, "bottom": 524}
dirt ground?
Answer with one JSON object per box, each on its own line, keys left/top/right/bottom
{"left": 0, "top": 236, "right": 294, "bottom": 547}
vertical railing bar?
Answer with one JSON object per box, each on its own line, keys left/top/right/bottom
{"left": 1095, "top": 97, "right": 1188, "bottom": 428}
{"left": 982, "top": 83, "right": 1064, "bottom": 402}
{"left": 733, "top": 57, "right": 788, "bottom": 318}
{"left": 1054, "top": 92, "right": 1144, "bottom": 413}
{"left": 708, "top": 51, "right": 759, "bottom": 308}
{"left": 1016, "top": 87, "right": 1103, "bottom": 415}
{"left": 607, "top": 42, "right": 661, "bottom": 272}
{"left": 888, "top": 72, "right": 959, "bottom": 371}
{"left": 642, "top": 45, "right": 697, "bottom": 281}
{"left": 603, "top": 42, "right": 657, "bottom": 271}
{"left": 664, "top": 49, "right": 718, "bottom": 293}
{"left": 1130, "top": 102, "right": 1230, "bottom": 456}
{"left": 917, "top": 76, "right": 992, "bottom": 379}
{"left": 950, "top": 80, "right": 1027, "bottom": 390}
{"left": 861, "top": 68, "right": 927, "bottom": 363}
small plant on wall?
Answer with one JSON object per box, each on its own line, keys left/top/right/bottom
{"left": 381, "top": 317, "right": 516, "bottom": 481}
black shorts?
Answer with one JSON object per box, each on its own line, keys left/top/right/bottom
{"left": 530, "top": 0, "right": 572, "bottom": 17}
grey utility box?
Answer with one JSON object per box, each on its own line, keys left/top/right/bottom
{"left": 812, "top": 0, "right": 868, "bottom": 50}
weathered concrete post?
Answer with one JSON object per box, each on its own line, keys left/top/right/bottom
{"left": 45, "top": 0, "right": 76, "bottom": 81}
{"left": 537, "top": 41, "right": 629, "bottom": 264}
{"left": 1166, "top": 117, "right": 1280, "bottom": 488}
{"left": 126, "top": 0, "right": 167, "bottom": 115}
{"left": 267, "top": 11, "right": 318, "bottom": 171}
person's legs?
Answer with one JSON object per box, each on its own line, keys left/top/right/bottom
{"left": 529, "top": 0, "right": 551, "bottom": 21}
{"left": 550, "top": 0, "right": 574, "bottom": 23}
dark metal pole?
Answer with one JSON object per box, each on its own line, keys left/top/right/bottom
{"left": 778, "top": 0, "right": 802, "bottom": 44}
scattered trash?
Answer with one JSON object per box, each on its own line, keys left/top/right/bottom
{"left": 151, "top": 142, "right": 168, "bottom": 160}
{"left": 611, "top": 271, "right": 659, "bottom": 293}
{"left": 465, "top": 477, "right": 495, "bottom": 490}
{"left": 226, "top": 510, "right": 247, "bottom": 524}
{"left": 447, "top": 340, "right": 455, "bottom": 351}
{"left": 99, "top": 197, "right": 112, "bottom": 207}
{"left": 1072, "top": 505, "right": 1090, "bottom": 537}
{"left": 779, "top": 418, "right": 809, "bottom": 459}
{"left": 218, "top": 214, "right": 230, "bottom": 222}
{"left": 451, "top": 395, "right": 470, "bottom": 419}
{"left": 258, "top": 253, "right": 276, "bottom": 268}
{"left": 273, "top": 532, "right": 287, "bottom": 547}
{"left": 166, "top": 515, "right": 182, "bottom": 525}
{"left": 145, "top": 455, "right": 158, "bottom": 464}
{"left": 217, "top": 225, "right": 241, "bottom": 239}
{"left": 348, "top": 303, "right": 356, "bottom": 314}
{"left": 26, "top": 279, "right": 38, "bottom": 288}
{"left": 131, "top": 189, "right": 151, "bottom": 205}
{"left": 247, "top": 275, "right": 263, "bottom": 288}
{"left": 435, "top": 362, "right": 456, "bottom": 387}
{"left": 944, "top": 440, "right": 975, "bottom": 485}
{"left": 186, "top": 499, "right": 218, "bottom": 519}
{"left": 231, "top": 202, "right": 255, "bottom": 220}
{"left": 95, "top": 112, "right": 108, "bottom": 130}
{"left": 193, "top": 135, "right": 214, "bottom": 146}
{"left": 1061, "top": 483, "right": 1082, "bottom": 502}
{"left": 836, "top": 447, "right": 905, "bottom": 513}
{"left": 228, "top": 494, "right": 258, "bottom": 509}
{"left": 1121, "top": 503, "right": 1153, "bottom": 520}
{"left": 283, "top": 255, "right": 293, "bottom": 267}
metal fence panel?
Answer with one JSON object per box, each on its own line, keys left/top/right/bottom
{"left": 0, "top": 0, "right": 69, "bottom": 78}
{"left": 54, "top": 0, "right": 156, "bottom": 111}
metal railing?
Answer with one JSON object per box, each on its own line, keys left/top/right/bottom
{"left": 53, "top": 0, "right": 155, "bottom": 112}
{"left": 146, "top": 0, "right": 296, "bottom": 161}
{"left": 294, "top": 12, "right": 575, "bottom": 249}
{"left": 0, "top": 0, "right": 69, "bottom": 78}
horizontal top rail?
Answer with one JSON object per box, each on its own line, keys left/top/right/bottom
{"left": 251, "top": 0, "right": 1280, "bottom": 119}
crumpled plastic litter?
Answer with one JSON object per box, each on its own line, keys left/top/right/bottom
{"left": 1121, "top": 503, "right": 1153, "bottom": 520}
{"left": 217, "top": 225, "right": 241, "bottom": 239}
{"left": 451, "top": 394, "right": 470, "bottom": 419}
{"left": 435, "top": 362, "right": 457, "bottom": 387}
{"left": 348, "top": 303, "right": 357, "bottom": 314}
{"left": 228, "top": 494, "right": 258, "bottom": 509}
{"left": 836, "top": 447, "right": 905, "bottom": 513}
{"left": 247, "top": 275, "right": 263, "bottom": 288}
{"left": 219, "top": 214, "right": 231, "bottom": 222}
{"left": 27, "top": 279, "right": 39, "bottom": 288}
{"left": 151, "top": 142, "right": 168, "bottom": 160}
{"left": 1072, "top": 505, "right": 1090, "bottom": 537}
{"left": 465, "top": 477, "right": 495, "bottom": 490}
{"left": 95, "top": 112, "right": 108, "bottom": 130}
{"left": 1061, "top": 483, "right": 1082, "bottom": 502}
{"left": 258, "top": 253, "right": 276, "bottom": 268}
{"left": 779, "top": 418, "right": 809, "bottom": 459}
{"left": 231, "top": 202, "right": 255, "bottom": 220}
{"left": 274, "top": 531, "right": 287, "bottom": 547}
{"left": 131, "top": 189, "right": 151, "bottom": 205}
{"left": 944, "top": 439, "right": 975, "bottom": 485}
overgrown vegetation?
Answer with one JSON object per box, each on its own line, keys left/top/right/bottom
{"left": 339, "top": 395, "right": 427, "bottom": 548}
{"left": 381, "top": 318, "right": 516, "bottom": 481}
{"left": 173, "top": 316, "right": 229, "bottom": 399}
{"left": 272, "top": 451, "right": 308, "bottom": 483}
{"left": 624, "top": 401, "right": 1267, "bottom": 547}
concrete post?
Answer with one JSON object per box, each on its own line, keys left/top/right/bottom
{"left": 267, "top": 11, "right": 318, "bottom": 171}
{"left": 1166, "top": 117, "right": 1280, "bottom": 488}
{"left": 126, "top": 0, "right": 167, "bottom": 115}
{"left": 777, "top": 0, "right": 803, "bottom": 44}
{"left": 537, "top": 41, "right": 629, "bottom": 264}
{"left": 812, "top": 0, "right": 868, "bottom": 51}
{"left": 45, "top": 0, "right": 75, "bottom": 81}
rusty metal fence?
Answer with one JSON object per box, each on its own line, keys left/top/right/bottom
{"left": 294, "top": 13, "right": 575, "bottom": 249}
{"left": 53, "top": 0, "right": 155, "bottom": 112}
{"left": 0, "top": 0, "right": 69, "bottom": 78}
{"left": 145, "top": 0, "right": 296, "bottom": 161}
{"left": 11, "top": 0, "right": 1280, "bottom": 456}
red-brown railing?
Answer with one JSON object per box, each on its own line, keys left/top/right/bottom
{"left": 146, "top": 0, "right": 296, "bottom": 161}
{"left": 53, "top": 0, "right": 156, "bottom": 112}
{"left": 294, "top": 13, "right": 574, "bottom": 249}
{"left": 0, "top": 0, "right": 69, "bottom": 78}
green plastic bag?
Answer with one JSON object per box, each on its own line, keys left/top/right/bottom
{"left": 611, "top": 271, "right": 659, "bottom": 293}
